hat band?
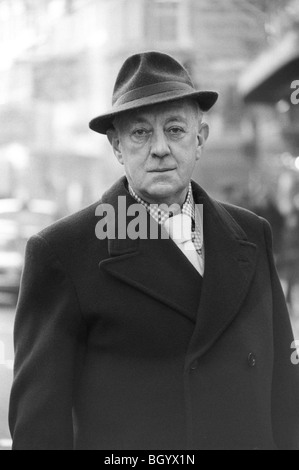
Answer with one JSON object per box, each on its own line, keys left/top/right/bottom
{"left": 113, "top": 81, "right": 195, "bottom": 107}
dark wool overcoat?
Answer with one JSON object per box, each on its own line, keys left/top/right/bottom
{"left": 9, "top": 177, "right": 299, "bottom": 450}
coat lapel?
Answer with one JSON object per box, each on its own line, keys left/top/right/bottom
{"left": 99, "top": 178, "right": 203, "bottom": 323}
{"left": 98, "top": 177, "right": 258, "bottom": 356}
{"left": 185, "top": 183, "right": 258, "bottom": 367}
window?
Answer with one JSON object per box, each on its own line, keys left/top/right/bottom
{"left": 145, "top": 0, "right": 182, "bottom": 43}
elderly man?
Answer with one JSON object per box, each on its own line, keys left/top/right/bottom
{"left": 9, "top": 52, "right": 299, "bottom": 450}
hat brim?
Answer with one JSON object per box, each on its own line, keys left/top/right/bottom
{"left": 89, "top": 90, "right": 218, "bottom": 135}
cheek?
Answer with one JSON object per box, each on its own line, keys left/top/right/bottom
{"left": 120, "top": 145, "right": 148, "bottom": 175}
{"left": 173, "top": 139, "right": 198, "bottom": 166}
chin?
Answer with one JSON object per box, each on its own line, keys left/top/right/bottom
{"left": 148, "top": 181, "right": 176, "bottom": 194}
{"left": 144, "top": 181, "right": 182, "bottom": 203}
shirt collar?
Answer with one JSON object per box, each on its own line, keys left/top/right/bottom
{"left": 128, "top": 182, "right": 195, "bottom": 226}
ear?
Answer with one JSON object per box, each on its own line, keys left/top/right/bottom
{"left": 107, "top": 128, "right": 124, "bottom": 165}
{"left": 195, "top": 122, "right": 209, "bottom": 161}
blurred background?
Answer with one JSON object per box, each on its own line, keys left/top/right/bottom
{"left": 0, "top": 0, "right": 299, "bottom": 450}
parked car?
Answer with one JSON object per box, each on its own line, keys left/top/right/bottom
{"left": 0, "top": 199, "right": 57, "bottom": 304}
{"left": 0, "top": 220, "right": 23, "bottom": 303}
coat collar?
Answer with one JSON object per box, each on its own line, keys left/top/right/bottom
{"left": 99, "top": 177, "right": 202, "bottom": 323}
{"left": 99, "top": 177, "right": 257, "bottom": 362}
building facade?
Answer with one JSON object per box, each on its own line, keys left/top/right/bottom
{"left": 0, "top": 0, "right": 269, "bottom": 211}
{"left": 240, "top": 0, "right": 299, "bottom": 215}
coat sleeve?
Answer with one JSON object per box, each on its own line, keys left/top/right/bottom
{"left": 262, "top": 218, "right": 299, "bottom": 450}
{"left": 9, "top": 234, "right": 86, "bottom": 450}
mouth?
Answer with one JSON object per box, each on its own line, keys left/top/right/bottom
{"left": 148, "top": 168, "right": 176, "bottom": 173}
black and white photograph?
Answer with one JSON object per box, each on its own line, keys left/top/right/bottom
{"left": 0, "top": 0, "right": 299, "bottom": 452}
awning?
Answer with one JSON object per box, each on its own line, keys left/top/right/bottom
{"left": 239, "top": 31, "right": 299, "bottom": 104}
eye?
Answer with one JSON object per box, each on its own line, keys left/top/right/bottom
{"left": 132, "top": 129, "right": 149, "bottom": 138}
{"left": 168, "top": 127, "right": 185, "bottom": 136}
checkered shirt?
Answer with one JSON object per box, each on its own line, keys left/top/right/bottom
{"left": 128, "top": 183, "right": 203, "bottom": 256}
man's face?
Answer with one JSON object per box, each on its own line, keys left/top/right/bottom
{"left": 108, "top": 100, "right": 209, "bottom": 205}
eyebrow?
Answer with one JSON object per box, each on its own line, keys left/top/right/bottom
{"left": 130, "top": 115, "right": 189, "bottom": 126}
{"left": 164, "top": 116, "right": 188, "bottom": 125}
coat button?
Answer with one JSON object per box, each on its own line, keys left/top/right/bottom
{"left": 190, "top": 361, "right": 198, "bottom": 371}
{"left": 248, "top": 353, "right": 257, "bottom": 368}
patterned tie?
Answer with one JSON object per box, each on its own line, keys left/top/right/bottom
{"left": 164, "top": 213, "right": 204, "bottom": 275}
{"left": 128, "top": 182, "right": 204, "bottom": 275}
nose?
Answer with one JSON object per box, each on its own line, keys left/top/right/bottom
{"left": 150, "top": 129, "right": 170, "bottom": 158}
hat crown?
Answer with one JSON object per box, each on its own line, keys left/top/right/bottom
{"left": 112, "top": 52, "right": 195, "bottom": 106}
{"left": 89, "top": 51, "right": 218, "bottom": 134}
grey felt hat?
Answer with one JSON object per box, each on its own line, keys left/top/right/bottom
{"left": 89, "top": 51, "right": 218, "bottom": 135}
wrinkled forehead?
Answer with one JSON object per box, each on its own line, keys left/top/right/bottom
{"left": 136, "top": 99, "right": 199, "bottom": 117}
{"left": 115, "top": 99, "right": 201, "bottom": 129}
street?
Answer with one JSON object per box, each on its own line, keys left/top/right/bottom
{"left": 0, "top": 288, "right": 298, "bottom": 452}
{"left": 0, "top": 296, "right": 15, "bottom": 451}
